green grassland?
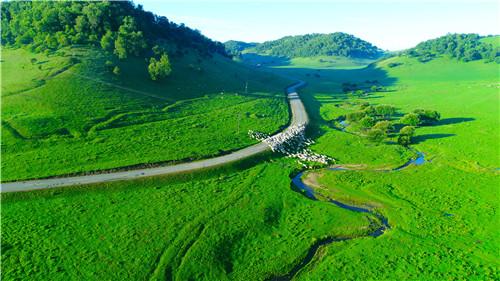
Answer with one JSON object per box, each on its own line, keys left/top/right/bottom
{"left": 1, "top": 47, "right": 291, "bottom": 181}
{"left": 1, "top": 158, "right": 376, "bottom": 281}
{"left": 2, "top": 43, "right": 499, "bottom": 281}
{"left": 259, "top": 55, "right": 499, "bottom": 279}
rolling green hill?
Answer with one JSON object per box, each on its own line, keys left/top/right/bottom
{"left": 226, "top": 33, "right": 384, "bottom": 59}
{"left": 1, "top": 1, "right": 292, "bottom": 181}
{"left": 406, "top": 33, "right": 499, "bottom": 62}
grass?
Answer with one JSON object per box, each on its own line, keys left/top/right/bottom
{"left": 1, "top": 47, "right": 291, "bottom": 181}
{"left": 2, "top": 46, "right": 499, "bottom": 281}
{"left": 1, "top": 159, "right": 373, "bottom": 281}
{"left": 259, "top": 55, "right": 499, "bottom": 279}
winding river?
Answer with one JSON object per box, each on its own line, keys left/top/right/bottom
{"left": 268, "top": 152, "right": 425, "bottom": 281}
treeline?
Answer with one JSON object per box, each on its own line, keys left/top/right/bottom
{"left": 406, "top": 34, "right": 499, "bottom": 62}
{"left": 1, "top": 1, "right": 227, "bottom": 58}
{"left": 247, "top": 33, "right": 384, "bottom": 59}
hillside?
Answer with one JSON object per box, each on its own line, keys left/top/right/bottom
{"left": 406, "top": 33, "right": 499, "bottom": 62}
{"left": 1, "top": 2, "right": 291, "bottom": 181}
{"left": 227, "top": 33, "right": 384, "bottom": 59}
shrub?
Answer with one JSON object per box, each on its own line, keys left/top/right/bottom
{"left": 112, "top": 66, "right": 121, "bottom": 75}
{"left": 105, "top": 60, "right": 114, "bottom": 71}
{"left": 359, "top": 102, "right": 370, "bottom": 109}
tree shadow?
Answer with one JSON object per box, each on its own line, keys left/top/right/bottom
{"left": 436, "top": 117, "right": 475, "bottom": 126}
{"left": 412, "top": 133, "right": 455, "bottom": 144}
{"left": 240, "top": 53, "right": 291, "bottom": 67}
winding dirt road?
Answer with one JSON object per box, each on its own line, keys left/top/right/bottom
{"left": 1, "top": 81, "right": 309, "bottom": 193}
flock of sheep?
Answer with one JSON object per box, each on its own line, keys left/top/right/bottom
{"left": 249, "top": 123, "right": 332, "bottom": 166}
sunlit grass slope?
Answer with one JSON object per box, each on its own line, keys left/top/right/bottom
{"left": 1, "top": 159, "right": 373, "bottom": 281}
{"left": 1, "top": 47, "right": 291, "bottom": 181}
{"left": 272, "top": 56, "right": 499, "bottom": 280}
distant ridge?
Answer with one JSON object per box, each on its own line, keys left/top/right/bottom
{"left": 225, "top": 32, "right": 384, "bottom": 59}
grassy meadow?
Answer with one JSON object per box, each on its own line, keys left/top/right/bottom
{"left": 1, "top": 43, "right": 499, "bottom": 281}
{"left": 1, "top": 47, "right": 291, "bottom": 181}
{"left": 260, "top": 55, "right": 499, "bottom": 279}
{"left": 1, "top": 157, "right": 376, "bottom": 281}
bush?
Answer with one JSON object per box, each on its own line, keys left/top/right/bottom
{"left": 401, "top": 113, "right": 420, "bottom": 126}
{"left": 112, "top": 66, "right": 121, "bottom": 75}
{"left": 105, "top": 60, "right": 114, "bottom": 71}
{"left": 359, "top": 102, "right": 370, "bottom": 109}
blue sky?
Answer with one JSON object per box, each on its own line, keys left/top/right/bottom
{"left": 136, "top": 0, "right": 499, "bottom": 50}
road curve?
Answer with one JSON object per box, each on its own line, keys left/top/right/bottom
{"left": 1, "top": 81, "right": 309, "bottom": 193}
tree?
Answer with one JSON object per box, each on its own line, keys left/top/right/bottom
{"left": 413, "top": 109, "right": 440, "bottom": 125}
{"left": 114, "top": 16, "right": 147, "bottom": 59}
{"left": 100, "top": 30, "right": 115, "bottom": 51}
{"left": 360, "top": 116, "right": 375, "bottom": 129}
{"left": 373, "top": 120, "right": 393, "bottom": 133}
{"left": 401, "top": 113, "right": 420, "bottom": 126}
{"left": 113, "top": 66, "right": 121, "bottom": 75}
{"left": 148, "top": 53, "right": 172, "bottom": 81}
{"left": 363, "top": 106, "right": 376, "bottom": 117}
{"left": 367, "top": 128, "right": 385, "bottom": 143}
{"left": 398, "top": 126, "right": 415, "bottom": 146}
{"left": 374, "top": 105, "right": 396, "bottom": 119}
{"left": 346, "top": 111, "right": 366, "bottom": 122}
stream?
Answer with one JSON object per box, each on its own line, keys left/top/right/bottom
{"left": 268, "top": 152, "right": 426, "bottom": 281}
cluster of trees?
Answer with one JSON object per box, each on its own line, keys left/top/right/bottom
{"left": 246, "top": 33, "right": 384, "bottom": 59}
{"left": 223, "top": 40, "right": 257, "bottom": 57}
{"left": 344, "top": 104, "right": 397, "bottom": 142}
{"left": 342, "top": 81, "right": 385, "bottom": 95}
{"left": 1, "top": 1, "right": 227, "bottom": 80}
{"left": 342, "top": 102, "right": 440, "bottom": 146}
{"left": 407, "top": 34, "right": 499, "bottom": 62}
{"left": 346, "top": 104, "right": 397, "bottom": 124}
{"left": 401, "top": 109, "right": 441, "bottom": 126}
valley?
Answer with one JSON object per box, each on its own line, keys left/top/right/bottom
{"left": 1, "top": 1, "right": 499, "bottom": 281}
